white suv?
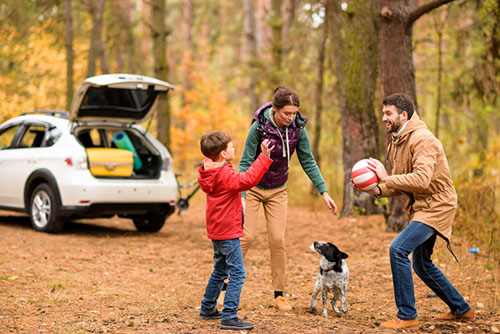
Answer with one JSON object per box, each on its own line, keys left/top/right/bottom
{"left": 0, "top": 74, "right": 178, "bottom": 233}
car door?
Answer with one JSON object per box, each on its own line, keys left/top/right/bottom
{"left": 0, "top": 123, "right": 24, "bottom": 206}
{"left": 0, "top": 122, "right": 49, "bottom": 207}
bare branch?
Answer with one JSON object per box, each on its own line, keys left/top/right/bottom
{"left": 408, "top": 0, "right": 457, "bottom": 27}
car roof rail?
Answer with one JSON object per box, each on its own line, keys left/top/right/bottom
{"left": 20, "top": 110, "right": 70, "bottom": 119}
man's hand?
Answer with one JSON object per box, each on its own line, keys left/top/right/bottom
{"left": 260, "top": 139, "right": 275, "bottom": 158}
{"left": 351, "top": 177, "right": 381, "bottom": 195}
{"left": 322, "top": 192, "right": 338, "bottom": 215}
{"left": 364, "top": 186, "right": 381, "bottom": 196}
{"left": 367, "top": 158, "right": 388, "bottom": 182}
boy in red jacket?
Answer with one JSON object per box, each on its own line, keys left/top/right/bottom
{"left": 198, "top": 131, "right": 273, "bottom": 331}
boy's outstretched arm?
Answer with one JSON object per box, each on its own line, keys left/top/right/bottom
{"left": 226, "top": 142, "right": 273, "bottom": 192}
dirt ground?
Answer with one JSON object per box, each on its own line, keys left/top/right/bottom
{"left": 0, "top": 202, "right": 499, "bottom": 334}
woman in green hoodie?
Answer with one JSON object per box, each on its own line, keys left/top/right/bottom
{"left": 238, "top": 86, "right": 338, "bottom": 311}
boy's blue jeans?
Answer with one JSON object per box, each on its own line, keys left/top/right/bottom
{"left": 201, "top": 238, "right": 246, "bottom": 321}
{"left": 390, "top": 221, "right": 471, "bottom": 320}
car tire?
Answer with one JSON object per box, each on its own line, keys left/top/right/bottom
{"left": 132, "top": 212, "right": 167, "bottom": 232}
{"left": 29, "top": 183, "right": 64, "bottom": 233}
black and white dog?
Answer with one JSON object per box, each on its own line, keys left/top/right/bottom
{"left": 310, "top": 241, "right": 349, "bottom": 317}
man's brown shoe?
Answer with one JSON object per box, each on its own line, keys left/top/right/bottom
{"left": 436, "top": 309, "right": 475, "bottom": 322}
{"left": 274, "top": 296, "right": 292, "bottom": 311}
{"left": 379, "top": 317, "right": 419, "bottom": 330}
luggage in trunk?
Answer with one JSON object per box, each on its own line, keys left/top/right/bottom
{"left": 86, "top": 148, "right": 134, "bottom": 177}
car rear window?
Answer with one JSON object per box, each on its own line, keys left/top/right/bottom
{"left": 79, "top": 87, "right": 163, "bottom": 120}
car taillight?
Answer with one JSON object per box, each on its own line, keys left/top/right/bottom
{"left": 162, "top": 156, "right": 173, "bottom": 172}
{"left": 65, "top": 157, "right": 88, "bottom": 169}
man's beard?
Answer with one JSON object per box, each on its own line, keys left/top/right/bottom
{"left": 389, "top": 123, "right": 400, "bottom": 133}
{"left": 386, "top": 115, "right": 402, "bottom": 133}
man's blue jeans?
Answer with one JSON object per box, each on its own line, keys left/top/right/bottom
{"left": 201, "top": 238, "right": 246, "bottom": 321}
{"left": 390, "top": 221, "right": 471, "bottom": 320}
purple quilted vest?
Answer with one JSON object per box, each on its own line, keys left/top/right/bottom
{"left": 253, "top": 102, "right": 307, "bottom": 188}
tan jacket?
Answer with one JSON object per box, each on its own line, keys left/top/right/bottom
{"left": 379, "top": 113, "right": 457, "bottom": 242}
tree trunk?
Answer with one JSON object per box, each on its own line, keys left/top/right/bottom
{"left": 113, "top": 0, "right": 137, "bottom": 73}
{"left": 434, "top": 14, "right": 444, "bottom": 138}
{"left": 64, "top": 0, "right": 74, "bottom": 111}
{"left": 378, "top": 0, "right": 456, "bottom": 231}
{"left": 86, "top": 0, "right": 108, "bottom": 77}
{"left": 379, "top": 1, "right": 416, "bottom": 103}
{"left": 152, "top": 0, "right": 171, "bottom": 149}
{"left": 271, "top": 0, "right": 283, "bottom": 84}
{"left": 255, "top": 0, "right": 271, "bottom": 58}
{"left": 244, "top": 0, "right": 259, "bottom": 115}
{"left": 332, "top": 0, "right": 381, "bottom": 216}
{"left": 310, "top": 0, "right": 331, "bottom": 196}
{"left": 378, "top": 0, "right": 414, "bottom": 231}
{"left": 282, "top": 0, "right": 295, "bottom": 57}
{"left": 86, "top": 0, "right": 98, "bottom": 77}
{"left": 182, "top": 0, "right": 193, "bottom": 99}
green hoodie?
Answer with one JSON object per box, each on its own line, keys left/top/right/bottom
{"left": 239, "top": 107, "right": 328, "bottom": 197}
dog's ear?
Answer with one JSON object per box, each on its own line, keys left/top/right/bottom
{"left": 339, "top": 251, "right": 348, "bottom": 259}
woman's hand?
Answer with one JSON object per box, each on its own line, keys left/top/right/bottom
{"left": 260, "top": 139, "right": 275, "bottom": 158}
{"left": 367, "top": 158, "right": 388, "bottom": 182}
{"left": 322, "top": 192, "right": 338, "bottom": 215}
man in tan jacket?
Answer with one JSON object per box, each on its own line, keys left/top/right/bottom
{"left": 359, "top": 93, "right": 474, "bottom": 330}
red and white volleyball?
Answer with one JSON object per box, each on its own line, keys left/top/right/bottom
{"left": 351, "top": 159, "right": 379, "bottom": 191}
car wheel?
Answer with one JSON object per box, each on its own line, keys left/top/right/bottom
{"left": 29, "top": 183, "right": 64, "bottom": 233}
{"left": 132, "top": 212, "right": 166, "bottom": 232}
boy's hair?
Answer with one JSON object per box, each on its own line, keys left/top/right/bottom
{"left": 200, "top": 131, "right": 232, "bottom": 161}
{"left": 382, "top": 93, "right": 415, "bottom": 119}
{"left": 273, "top": 86, "right": 300, "bottom": 110}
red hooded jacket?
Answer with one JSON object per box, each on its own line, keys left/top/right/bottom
{"left": 198, "top": 153, "right": 272, "bottom": 240}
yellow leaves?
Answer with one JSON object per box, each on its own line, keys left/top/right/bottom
{"left": 0, "top": 19, "right": 88, "bottom": 122}
{"left": 171, "top": 64, "right": 249, "bottom": 168}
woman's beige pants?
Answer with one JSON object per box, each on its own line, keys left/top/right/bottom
{"left": 240, "top": 186, "right": 287, "bottom": 291}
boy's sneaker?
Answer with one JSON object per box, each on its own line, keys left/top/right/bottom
{"left": 199, "top": 309, "right": 222, "bottom": 320}
{"left": 220, "top": 317, "right": 254, "bottom": 330}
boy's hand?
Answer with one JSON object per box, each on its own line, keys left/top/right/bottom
{"left": 260, "top": 139, "right": 275, "bottom": 158}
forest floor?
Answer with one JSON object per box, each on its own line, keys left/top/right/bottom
{"left": 0, "top": 201, "right": 499, "bottom": 334}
